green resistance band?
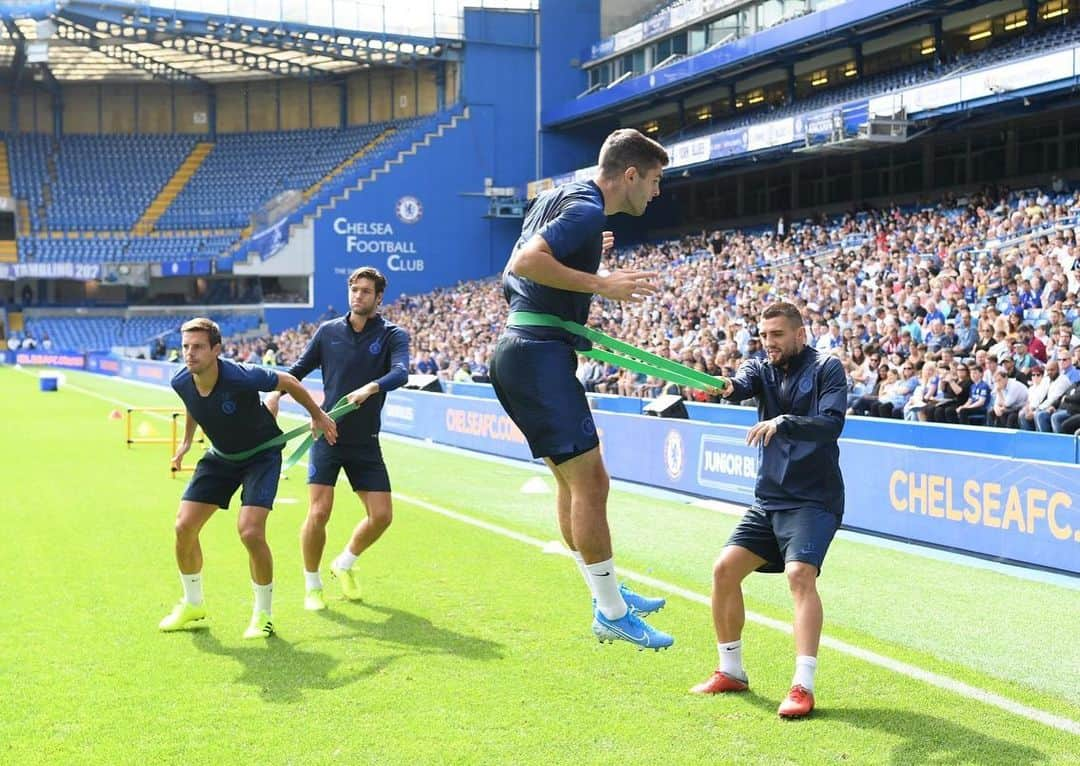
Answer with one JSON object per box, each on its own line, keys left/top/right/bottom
{"left": 210, "top": 396, "right": 357, "bottom": 470}
{"left": 506, "top": 311, "right": 727, "bottom": 393}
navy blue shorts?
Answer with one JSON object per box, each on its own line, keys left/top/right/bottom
{"left": 489, "top": 334, "right": 599, "bottom": 461}
{"left": 726, "top": 506, "right": 841, "bottom": 574}
{"left": 182, "top": 449, "right": 282, "bottom": 510}
{"left": 307, "top": 438, "right": 391, "bottom": 492}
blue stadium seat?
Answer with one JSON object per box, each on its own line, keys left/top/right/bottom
{"left": 156, "top": 120, "right": 419, "bottom": 229}
{"left": 23, "top": 313, "right": 262, "bottom": 352}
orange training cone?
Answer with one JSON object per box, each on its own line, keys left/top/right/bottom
{"left": 109, "top": 409, "right": 123, "bottom": 420}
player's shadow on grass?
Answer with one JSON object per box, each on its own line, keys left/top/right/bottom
{"left": 817, "top": 706, "right": 1050, "bottom": 764}
{"left": 316, "top": 601, "right": 505, "bottom": 661}
{"left": 189, "top": 630, "right": 397, "bottom": 704}
{"left": 740, "top": 695, "right": 1049, "bottom": 765}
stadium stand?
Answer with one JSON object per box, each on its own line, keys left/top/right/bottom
{"left": 8, "top": 133, "right": 199, "bottom": 231}
{"left": 257, "top": 111, "right": 457, "bottom": 239}
{"left": 16, "top": 233, "right": 241, "bottom": 264}
{"left": 156, "top": 125, "right": 386, "bottom": 229}
{"left": 5, "top": 113, "right": 448, "bottom": 268}
{"left": 662, "top": 21, "right": 1080, "bottom": 143}
{"left": 18, "top": 313, "right": 261, "bottom": 353}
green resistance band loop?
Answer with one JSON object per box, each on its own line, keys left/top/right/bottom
{"left": 210, "top": 396, "right": 358, "bottom": 470}
{"left": 506, "top": 311, "right": 727, "bottom": 393}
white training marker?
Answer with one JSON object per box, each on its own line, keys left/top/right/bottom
{"left": 520, "top": 476, "right": 550, "bottom": 494}
{"left": 689, "top": 498, "right": 746, "bottom": 518}
{"left": 541, "top": 540, "right": 567, "bottom": 555}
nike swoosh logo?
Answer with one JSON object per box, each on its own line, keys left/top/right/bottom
{"left": 610, "top": 625, "right": 648, "bottom": 642}
{"left": 594, "top": 571, "right": 612, "bottom": 577}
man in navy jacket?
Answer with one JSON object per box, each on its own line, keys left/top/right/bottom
{"left": 690, "top": 301, "right": 847, "bottom": 719}
{"left": 267, "top": 267, "right": 409, "bottom": 611}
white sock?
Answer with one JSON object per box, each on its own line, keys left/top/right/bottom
{"left": 717, "top": 640, "right": 745, "bottom": 678}
{"left": 253, "top": 581, "right": 273, "bottom": 616}
{"left": 586, "top": 558, "right": 627, "bottom": 620}
{"left": 570, "top": 550, "right": 596, "bottom": 598}
{"left": 793, "top": 655, "right": 817, "bottom": 691}
{"left": 180, "top": 571, "right": 203, "bottom": 606}
{"left": 304, "top": 570, "right": 322, "bottom": 591}
{"left": 333, "top": 549, "right": 358, "bottom": 571}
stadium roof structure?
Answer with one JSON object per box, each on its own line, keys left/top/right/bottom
{"left": 0, "top": 1, "right": 538, "bottom": 84}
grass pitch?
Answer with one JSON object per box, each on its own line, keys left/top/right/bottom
{"left": 1, "top": 366, "right": 1077, "bottom": 764}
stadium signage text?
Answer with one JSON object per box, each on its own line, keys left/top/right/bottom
{"left": 14, "top": 352, "right": 84, "bottom": 368}
{"left": 888, "top": 472, "right": 1077, "bottom": 543}
{"left": 333, "top": 220, "right": 395, "bottom": 235}
{"left": 693, "top": 434, "right": 758, "bottom": 498}
{"left": 387, "top": 255, "right": 423, "bottom": 271}
{"left": 445, "top": 407, "right": 527, "bottom": 444}
{"left": 385, "top": 403, "right": 415, "bottom": 423}
{"left": 0, "top": 262, "right": 101, "bottom": 281}
{"left": 343, "top": 239, "right": 417, "bottom": 255}
{"left": 332, "top": 217, "right": 423, "bottom": 273}
{"left": 702, "top": 449, "right": 756, "bottom": 478}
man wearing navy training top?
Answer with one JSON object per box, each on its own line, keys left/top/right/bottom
{"left": 489, "top": 128, "right": 674, "bottom": 650}
{"left": 161, "top": 317, "right": 337, "bottom": 639}
{"left": 690, "top": 301, "right": 847, "bottom": 719}
{"left": 266, "top": 267, "right": 409, "bottom": 611}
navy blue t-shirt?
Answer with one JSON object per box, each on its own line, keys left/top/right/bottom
{"left": 287, "top": 314, "right": 409, "bottom": 446}
{"left": 967, "top": 380, "right": 991, "bottom": 412}
{"left": 172, "top": 357, "right": 282, "bottom": 455}
{"left": 503, "top": 180, "right": 607, "bottom": 350}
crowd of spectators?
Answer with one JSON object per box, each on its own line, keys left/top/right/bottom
{"left": 240, "top": 184, "right": 1080, "bottom": 435}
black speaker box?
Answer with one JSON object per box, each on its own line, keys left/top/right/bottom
{"left": 643, "top": 393, "right": 687, "bottom": 419}
{"left": 404, "top": 374, "right": 442, "bottom": 392}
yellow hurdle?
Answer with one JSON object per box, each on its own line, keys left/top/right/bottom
{"left": 124, "top": 407, "right": 205, "bottom": 478}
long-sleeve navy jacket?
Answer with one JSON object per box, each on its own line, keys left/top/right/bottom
{"left": 726, "top": 345, "right": 847, "bottom": 516}
{"left": 287, "top": 314, "right": 409, "bottom": 446}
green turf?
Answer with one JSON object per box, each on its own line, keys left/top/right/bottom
{"left": 1, "top": 366, "right": 1077, "bottom": 764}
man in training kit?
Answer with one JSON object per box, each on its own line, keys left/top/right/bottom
{"left": 690, "top": 301, "right": 846, "bottom": 718}
{"left": 266, "top": 267, "right": 409, "bottom": 611}
{"left": 162, "top": 317, "right": 338, "bottom": 638}
{"left": 489, "top": 128, "right": 673, "bottom": 650}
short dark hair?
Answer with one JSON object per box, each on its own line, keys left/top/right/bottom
{"left": 760, "top": 301, "right": 804, "bottom": 328}
{"left": 348, "top": 266, "right": 387, "bottom": 294}
{"left": 598, "top": 129, "right": 669, "bottom": 179}
{"left": 180, "top": 317, "right": 221, "bottom": 347}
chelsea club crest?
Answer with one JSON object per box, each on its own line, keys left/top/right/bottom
{"left": 664, "top": 429, "right": 684, "bottom": 481}
{"left": 395, "top": 196, "right": 423, "bottom": 224}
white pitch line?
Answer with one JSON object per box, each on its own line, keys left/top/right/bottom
{"left": 396, "top": 491, "right": 1080, "bottom": 737}
{"left": 26, "top": 369, "right": 1080, "bottom": 735}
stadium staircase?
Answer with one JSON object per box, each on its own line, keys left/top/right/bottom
{"left": 322, "top": 107, "right": 470, "bottom": 215}
{"left": 227, "top": 127, "right": 398, "bottom": 250}
{"left": 16, "top": 201, "right": 30, "bottom": 237}
{"left": 302, "top": 127, "right": 396, "bottom": 204}
{"left": 0, "top": 141, "right": 14, "bottom": 263}
{"left": 228, "top": 109, "right": 466, "bottom": 264}
{"left": 0, "top": 139, "right": 11, "bottom": 198}
{"left": 133, "top": 141, "right": 213, "bottom": 235}
{"left": 41, "top": 151, "right": 56, "bottom": 229}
